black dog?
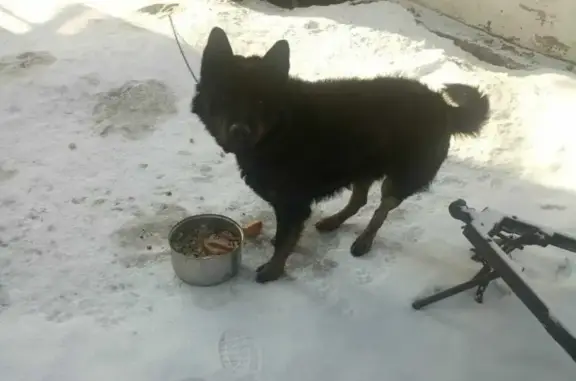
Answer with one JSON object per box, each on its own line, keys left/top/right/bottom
{"left": 191, "top": 27, "right": 490, "bottom": 283}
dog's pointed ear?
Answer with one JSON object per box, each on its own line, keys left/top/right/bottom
{"left": 262, "top": 39, "right": 290, "bottom": 78}
{"left": 201, "top": 27, "right": 233, "bottom": 78}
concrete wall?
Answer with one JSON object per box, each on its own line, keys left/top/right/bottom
{"left": 407, "top": 0, "right": 576, "bottom": 64}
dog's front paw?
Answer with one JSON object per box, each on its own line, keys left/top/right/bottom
{"left": 350, "top": 234, "right": 374, "bottom": 257}
{"left": 315, "top": 216, "right": 343, "bottom": 232}
{"left": 255, "top": 261, "right": 285, "bottom": 283}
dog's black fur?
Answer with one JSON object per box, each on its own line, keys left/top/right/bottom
{"left": 191, "top": 27, "right": 491, "bottom": 283}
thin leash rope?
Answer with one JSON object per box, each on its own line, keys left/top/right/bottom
{"left": 167, "top": 14, "right": 199, "bottom": 84}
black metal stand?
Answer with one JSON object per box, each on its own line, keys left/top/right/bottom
{"left": 412, "top": 199, "right": 576, "bottom": 363}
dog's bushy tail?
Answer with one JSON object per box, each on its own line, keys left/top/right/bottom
{"left": 442, "top": 83, "right": 490, "bottom": 137}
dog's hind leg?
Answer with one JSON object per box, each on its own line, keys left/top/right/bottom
{"left": 315, "top": 180, "right": 373, "bottom": 232}
{"left": 350, "top": 178, "right": 402, "bottom": 257}
{"left": 256, "top": 202, "right": 311, "bottom": 283}
{"left": 350, "top": 141, "right": 450, "bottom": 257}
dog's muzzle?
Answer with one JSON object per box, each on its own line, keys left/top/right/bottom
{"left": 230, "top": 123, "right": 250, "bottom": 140}
{"left": 227, "top": 123, "right": 251, "bottom": 151}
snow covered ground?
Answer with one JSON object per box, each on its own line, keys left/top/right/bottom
{"left": 1, "top": 0, "right": 576, "bottom": 379}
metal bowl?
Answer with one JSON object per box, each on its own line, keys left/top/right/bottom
{"left": 168, "top": 214, "right": 244, "bottom": 287}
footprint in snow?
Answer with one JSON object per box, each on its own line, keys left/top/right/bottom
{"left": 354, "top": 268, "right": 373, "bottom": 285}
{"left": 218, "top": 329, "right": 262, "bottom": 375}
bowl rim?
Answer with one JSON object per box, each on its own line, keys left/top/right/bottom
{"left": 168, "top": 213, "right": 245, "bottom": 260}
